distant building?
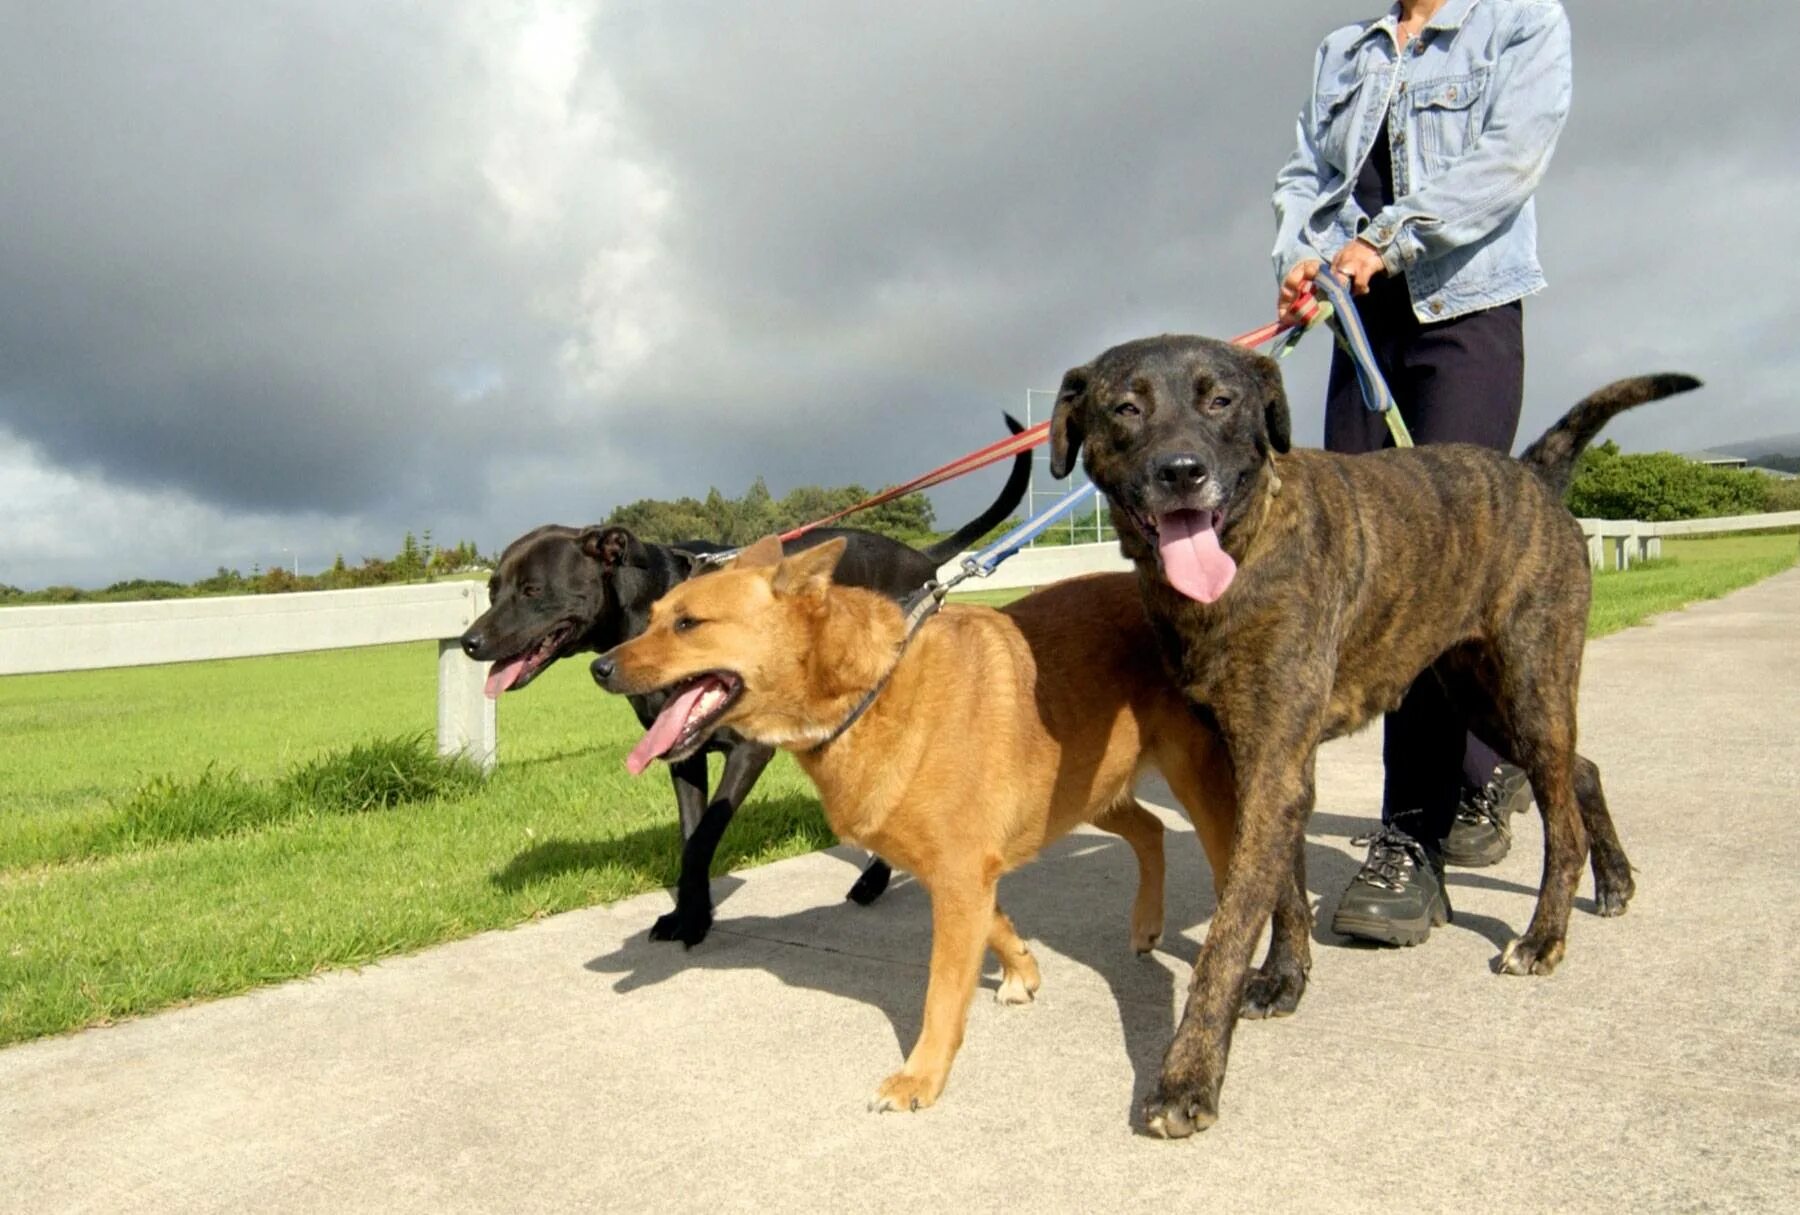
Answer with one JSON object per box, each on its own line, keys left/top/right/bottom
{"left": 1681, "top": 449, "right": 1749, "bottom": 470}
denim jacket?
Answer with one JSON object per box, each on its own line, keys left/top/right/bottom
{"left": 1270, "top": 0, "right": 1571, "bottom": 322}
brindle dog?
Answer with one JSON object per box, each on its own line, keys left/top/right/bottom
{"left": 1050, "top": 333, "right": 1697, "bottom": 1137}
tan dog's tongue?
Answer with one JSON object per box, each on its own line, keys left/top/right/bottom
{"left": 625, "top": 682, "right": 711, "bottom": 776}
{"left": 1157, "top": 510, "right": 1236, "bottom": 603}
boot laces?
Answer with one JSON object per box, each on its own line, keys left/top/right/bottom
{"left": 1346, "top": 825, "right": 1430, "bottom": 893}
{"left": 1454, "top": 770, "right": 1507, "bottom": 829}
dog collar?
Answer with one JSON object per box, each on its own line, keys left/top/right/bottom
{"left": 805, "top": 582, "right": 945, "bottom": 755}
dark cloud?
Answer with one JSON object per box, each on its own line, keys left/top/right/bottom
{"left": 0, "top": 2, "right": 1788, "bottom": 587}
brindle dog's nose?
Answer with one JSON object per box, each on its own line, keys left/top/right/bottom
{"left": 1154, "top": 452, "right": 1208, "bottom": 493}
{"left": 460, "top": 631, "right": 484, "bottom": 658}
{"left": 590, "top": 655, "right": 615, "bottom": 685}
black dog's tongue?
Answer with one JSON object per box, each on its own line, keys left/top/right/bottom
{"left": 1157, "top": 510, "right": 1236, "bottom": 603}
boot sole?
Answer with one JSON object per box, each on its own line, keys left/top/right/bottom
{"left": 1331, "top": 895, "right": 1450, "bottom": 947}
{"left": 1442, "top": 833, "right": 1510, "bottom": 868}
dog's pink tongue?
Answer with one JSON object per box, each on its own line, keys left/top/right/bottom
{"left": 625, "top": 682, "right": 711, "bottom": 776}
{"left": 1157, "top": 510, "right": 1236, "bottom": 604}
{"left": 484, "top": 657, "right": 529, "bottom": 699}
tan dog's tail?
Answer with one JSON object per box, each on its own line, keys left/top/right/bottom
{"left": 1519, "top": 374, "right": 1702, "bottom": 497}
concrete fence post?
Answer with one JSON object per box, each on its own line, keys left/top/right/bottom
{"left": 438, "top": 638, "right": 496, "bottom": 772}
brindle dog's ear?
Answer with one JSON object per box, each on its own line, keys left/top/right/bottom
{"left": 1048, "top": 364, "right": 1092, "bottom": 480}
{"left": 581, "top": 525, "right": 643, "bottom": 569}
{"left": 1248, "top": 352, "right": 1292, "bottom": 454}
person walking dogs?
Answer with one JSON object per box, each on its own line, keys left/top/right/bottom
{"left": 1270, "top": 0, "right": 1572, "bottom": 945}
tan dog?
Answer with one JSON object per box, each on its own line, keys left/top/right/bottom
{"left": 592, "top": 536, "right": 1235, "bottom": 1113}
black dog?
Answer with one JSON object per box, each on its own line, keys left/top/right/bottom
{"left": 1050, "top": 333, "right": 1696, "bottom": 1136}
{"left": 462, "top": 417, "right": 1030, "bottom": 945}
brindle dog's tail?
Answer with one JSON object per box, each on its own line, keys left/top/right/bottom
{"left": 921, "top": 413, "right": 1033, "bottom": 564}
{"left": 1519, "top": 374, "right": 1703, "bottom": 497}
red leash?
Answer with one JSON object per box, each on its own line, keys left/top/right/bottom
{"left": 779, "top": 296, "right": 1321, "bottom": 541}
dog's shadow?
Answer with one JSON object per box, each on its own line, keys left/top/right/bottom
{"left": 577, "top": 822, "right": 1494, "bottom": 1125}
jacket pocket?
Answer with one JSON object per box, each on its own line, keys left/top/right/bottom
{"left": 1409, "top": 68, "right": 1488, "bottom": 168}
{"left": 1314, "top": 79, "right": 1363, "bottom": 173}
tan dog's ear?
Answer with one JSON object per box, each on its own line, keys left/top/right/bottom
{"left": 1048, "top": 364, "right": 1092, "bottom": 480}
{"left": 734, "top": 535, "right": 784, "bottom": 569}
{"left": 771, "top": 537, "right": 848, "bottom": 598}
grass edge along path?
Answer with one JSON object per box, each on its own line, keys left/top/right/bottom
{"left": 1, "top": 533, "right": 1793, "bottom": 1045}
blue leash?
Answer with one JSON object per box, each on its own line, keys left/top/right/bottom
{"left": 1304, "top": 267, "right": 1412, "bottom": 448}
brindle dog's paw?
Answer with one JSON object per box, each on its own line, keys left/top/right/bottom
{"left": 1591, "top": 869, "right": 1635, "bottom": 918}
{"left": 1498, "top": 934, "right": 1565, "bottom": 976}
{"left": 1239, "top": 963, "right": 1307, "bottom": 1020}
{"left": 868, "top": 1070, "right": 942, "bottom": 1113}
{"left": 648, "top": 904, "right": 713, "bottom": 948}
{"left": 845, "top": 860, "right": 892, "bottom": 907}
{"left": 1141, "top": 1081, "right": 1218, "bottom": 1139}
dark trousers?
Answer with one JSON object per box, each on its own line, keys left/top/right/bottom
{"left": 1324, "top": 278, "right": 1524, "bottom": 846}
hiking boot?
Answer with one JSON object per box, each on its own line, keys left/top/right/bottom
{"left": 1331, "top": 822, "right": 1450, "bottom": 946}
{"left": 1442, "top": 763, "right": 1533, "bottom": 868}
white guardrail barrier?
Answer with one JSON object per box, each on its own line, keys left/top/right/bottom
{"left": 1573, "top": 510, "right": 1800, "bottom": 571}
{"left": 2, "top": 513, "right": 1792, "bottom": 771}
{"left": 0, "top": 581, "right": 496, "bottom": 770}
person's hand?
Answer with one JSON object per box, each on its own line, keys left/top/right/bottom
{"left": 1331, "top": 238, "right": 1386, "bottom": 295}
{"left": 1278, "top": 259, "right": 1321, "bottom": 324}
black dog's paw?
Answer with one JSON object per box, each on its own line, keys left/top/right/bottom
{"left": 845, "top": 859, "right": 892, "bottom": 907}
{"left": 1498, "top": 932, "right": 1564, "bottom": 976}
{"left": 1239, "top": 964, "right": 1307, "bottom": 1020}
{"left": 1141, "top": 1080, "right": 1219, "bottom": 1140}
{"left": 649, "top": 905, "right": 713, "bottom": 948}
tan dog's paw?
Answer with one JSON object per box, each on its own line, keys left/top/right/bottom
{"left": 868, "top": 1070, "right": 944, "bottom": 1113}
{"left": 996, "top": 970, "right": 1037, "bottom": 1005}
{"left": 1131, "top": 917, "right": 1163, "bottom": 956}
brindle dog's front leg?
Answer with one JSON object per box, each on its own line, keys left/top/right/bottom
{"left": 1145, "top": 741, "right": 1316, "bottom": 1137}
{"left": 1241, "top": 842, "right": 1312, "bottom": 1019}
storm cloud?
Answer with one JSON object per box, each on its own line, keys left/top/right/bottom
{"left": 1, "top": 1, "right": 1791, "bottom": 587}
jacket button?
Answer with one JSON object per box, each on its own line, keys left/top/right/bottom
{"left": 1446, "top": 85, "right": 1458, "bottom": 101}
{"left": 1429, "top": 299, "right": 1445, "bottom": 315}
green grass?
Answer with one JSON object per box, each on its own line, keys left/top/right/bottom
{"left": 1587, "top": 534, "right": 1797, "bottom": 637}
{"left": 1, "top": 532, "right": 1791, "bottom": 1045}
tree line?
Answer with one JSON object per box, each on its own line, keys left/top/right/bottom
{"left": 0, "top": 533, "right": 485, "bottom": 606}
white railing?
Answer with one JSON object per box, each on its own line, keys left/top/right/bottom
{"left": 941, "top": 513, "right": 1800, "bottom": 586}
{"left": 937, "top": 540, "right": 1131, "bottom": 592}
{"left": 1577, "top": 511, "right": 1800, "bottom": 571}
{"left": 0, "top": 582, "right": 496, "bottom": 770}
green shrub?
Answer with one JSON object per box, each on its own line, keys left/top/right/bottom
{"left": 1759, "top": 477, "right": 1800, "bottom": 513}
{"left": 1567, "top": 442, "right": 1767, "bottom": 521}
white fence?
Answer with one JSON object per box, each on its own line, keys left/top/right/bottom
{"left": 1576, "top": 511, "right": 1800, "bottom": 570}
{"left": 0, "top": 582, "right": 496, "bottom": 770}
{"left": 3, "top": 511, "right": 1791, "bottom": 769}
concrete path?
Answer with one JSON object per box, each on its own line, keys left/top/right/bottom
{"left": 6, "top": 571, "right": 1799, "bottom": 1213}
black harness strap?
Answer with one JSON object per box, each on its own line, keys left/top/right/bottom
{"left": 805, "top": 582, "right": 946, "bottom": 755}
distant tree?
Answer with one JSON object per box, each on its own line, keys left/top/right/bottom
{"left": 1750, "top": 452, "right": 1800, "bottom": 474}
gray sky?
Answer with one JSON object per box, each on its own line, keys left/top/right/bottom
{"left": 1, "top": 1, "right": 1792, "bottom": 588}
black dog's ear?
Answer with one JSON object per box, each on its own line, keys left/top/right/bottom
{"left": 581, "top": 525, "right": 644, "bottom": 570}
{"left": 666, "top": 548, "right": 708, "bottom": 578}
{"left": 1048, "top": 364, "right": 1092, "bottom": 480}
{"left": 1249, "top": 352, "right": 1292, "bottom": 454}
